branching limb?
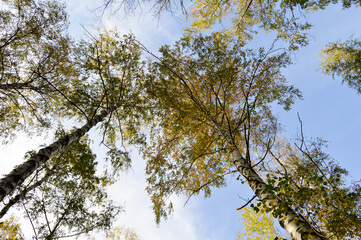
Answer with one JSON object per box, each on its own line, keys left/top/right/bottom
{"left": 252, "top": 138, "right": 272, "bottom": 168}
{"left": 37, "top": 73, "right": 89, "bottom": 121}
{"left": 184, "top": 169, "right": 238, "bottom": 206}
{"left": 0, "top": 168, "right": 53, "bottom": 219}
{"left": 237, "top": 195, "right": 257, "bottom": 210}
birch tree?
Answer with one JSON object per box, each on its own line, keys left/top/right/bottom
{"left": 23, "top": 134, "right": 120, "bottom": 239}
{"left": 0, "top": 0, "right": 150, "bottom": 231}
{"left": 236, "top": 137, "right": 361, "bottom": 239}
{"left": 0, "top": 133, "right": 122, "bottom": 239}
{"left": 143, "top": 33, "right": 332, "bottom": 239}
{"left": 0, "top": 30, "right": 148, "bottom": 206}
{"left": 263, "top": 138, "right": 361, "bottom": 239}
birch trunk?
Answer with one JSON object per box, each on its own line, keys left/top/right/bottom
{"left": 0, "top": 107, "right": 113, "bottom": 202}
{"left": 203, "top": 111, "right": 325, "bottom": 239}
{"left": 232, "top": 147, "right": 326, "bottom": 240}
{"left": 0, "top": 167, "right": 53, "bottom": 219}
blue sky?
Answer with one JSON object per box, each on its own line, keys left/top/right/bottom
{"left": 1, "top": 0, "right": 361, "bottom": 239}
{"left": 279, "top": 5, "right": 361, "bottom": 177}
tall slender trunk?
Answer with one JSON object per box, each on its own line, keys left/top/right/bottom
{"left": 0, "top": 107, "right": 113, "bottom": 202}
{"left": 232, "top": 147, "right": 326, "bottom": 240}
{"left": 204, "top": 113, "right": 326, "bottom": 239}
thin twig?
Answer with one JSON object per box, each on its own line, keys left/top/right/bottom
{"left": 237, "top": 195, "right": 257, "bottom": 210}
{"left": 21, "top": 200, "right": 38, "bottom": 240}
{"left": 184, "top": 170, "right": 238, "bottom": 206}
{"left": 297, "top": 112, "right": 304, "bottom": 149}
{"left": 38, "top": 73, "right": 89, "bottom": 121}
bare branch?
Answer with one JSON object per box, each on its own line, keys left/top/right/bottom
{"left": 184, "top": 170, "right": 238, "bottom": 206}
{"left": 21, "top": 200, "right": 38, "bottom": 240}
{"left": 297, "top": 112, "right": 304, "bottom": 149}
{"left": 237, "top": 195, "right": 257, "bottom": 211}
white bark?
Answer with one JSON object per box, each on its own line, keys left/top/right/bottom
{"left": 232, "top": 148, "right": 325, "bottom": 240}
{"left": 204, "top": 113, "right": 325, "bottom": 238}
{"left": 202, "top": 110, "right": 325, "bottom": 238}
{"left": 0, "top": 107, "right": 112, "bottom": 202}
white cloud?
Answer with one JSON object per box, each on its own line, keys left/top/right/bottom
{"left": 99, "top": 149, "right": 200, "bottom": 240}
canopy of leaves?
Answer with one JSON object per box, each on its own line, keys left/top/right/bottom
{"left": 0, "top": 0, "right": 72, "bottom": 141}
{"left": 320, "top": 38, "right": 361, "bottom": 93}
{"left": 16, "top": 133, "right": 122, "bottom": 239}
{"left": 264, "top": 138, "right": 361, "bottom": 239}
{"left": 144, "top": 32, "right": 301, "bottom": 223}
{"left": 68, "top": 30, "right": 150, "bottom": 153}
{"left": 237, "top": 206, "right": 287, "bottom": 240}
{"left": 188, "top": 0, "right": 360, "bottom": 50}
{"left": 0, "top": 214, "right": 24, "bottom": 240}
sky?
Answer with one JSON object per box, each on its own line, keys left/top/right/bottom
{"left": 1, "top": 0, "right": 361, "bottom": 239}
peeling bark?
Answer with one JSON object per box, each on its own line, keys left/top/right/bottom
{"left": 0, "top": 107, "right": 113, "bottom": 202}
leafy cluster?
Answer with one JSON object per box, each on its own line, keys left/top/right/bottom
{"left": 321, "top": 38, "right": 361, "bottom": 93}
{"left": 0, "top": 214, "right": 24, "bottom": 240}
{"left": 237, "top": 205, "right": 286, "bottom": 240}
{"left": 0, "top": 0, "right": 71, "bottom": 141}
{"left": 188, "top": 0, "right": 311, "bottom": 50}
{"left": 11, "top": 134, "right": 121, "bottom": 239}
{"left": 144, "top": 33, "right": 301, "bottom": 223}
{"left": 264, "top": 139, "right": 361, "bottom": 239}
{"left": 105, "top": 226, "right": 140, "bottom": 240}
